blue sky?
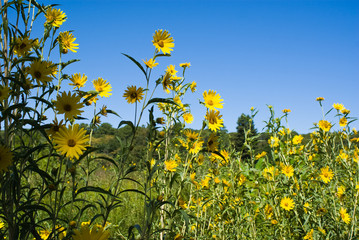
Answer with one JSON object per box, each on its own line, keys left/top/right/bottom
{"left": 41, "top": 0, "right": 359, "bottom": 133}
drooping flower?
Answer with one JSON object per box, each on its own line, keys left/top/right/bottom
{"left": 183, "top": 112, "right": 193, "bottom": 124}
{"left": 59, "top": 31, "right": 79, "bottom": 53}
{"left": 339, "top": 117, "right": 347, "bottom": 127}
{"left": 339, "top": 207, "right": 351, "bottom": 224}
{"left": 280, "top": 197, "right": 294, "bottom": 211}
{"left": 203, "top": 90, "right": 223, "bottom": 111}
{"left": 143, "top": 58, "right": 158, "bottom": 69}
{"left": 318, "top": 120, "right": 331, "bottom": 132}
{"left": 319, "top": 166, "right": 334, "bottom": 184}
{"left": 161, "top": 72, "right": 173, "bottom": 94}
{"left": 0, "top": 85, "right": 11, "bottom": 102}
{"left": 73, "top": 223, "right": 110, "bottom": 240}
{"left": 152, "top": 29, "right": 174, "bottom": 54}
{"left": 281, "top": 164, "right": 294, "bottom": 178}
{"left": 53, "top": 124, "right": 90, "bottom": 160}
{"left": 54, "top": 91, "right": 84, "bottom": 120}
{"left": 93, "top": 78, "right": 112, "bottom": 97}
{"left": 207, "top": 133, "right": 219, "bottom": 152}
{"left": 190, "top": 81, "right": 197, "bottom": 92}
{"left": 123, "top": 85, "right": 144, "bottom": 104}
{"left": 0, "top": 145, "right": 13, "bottom": 172}
{"left": 180, "top": 62, "right": 191, "bottom": 69}
{"left": 316, "top": 97, "right": 324, "bottom": 101}
{"left": 282, "top": 109, "right": 291, "bottom": 113}
{"left": 27, "top": 60, "right": 53, "bottom": 85}
{"left": 45, "top": 7, "right": 66, "bottom": 28}
{"left": 69, "top": 73, "right": 87, "bottom": 89}
{"left": 205, "top": 110, "right": 224, "bottom": 132}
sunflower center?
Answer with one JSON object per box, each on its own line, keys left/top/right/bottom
{"left": 208, "top": 140, "right": 213, "bottom": 146}
{"left": 207, "top": 100, "right": 214, "bottom": 106}
{"left": 64, "top": 104, "right": 72, "bottom": 112}
{"left": 20, "top": 43, "right": 27, "bottom": 49}
{"left": 130, "top": 93, "right": 137, "bottom": 99}
{"left": 209, "top": 118, "right": 216, "bottom": 124}
{"left": 67, "top": 139, "right": 76, "bottom": 147}
{"left": 34, "top": 71, "right": 42, "bottom": 79}
{"left": 158, "top": 40, "right": 165, "bottom": 48}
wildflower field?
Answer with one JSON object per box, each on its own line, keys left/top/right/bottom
{"left": 0, "top": 1, "right": 358, "bottom": 240}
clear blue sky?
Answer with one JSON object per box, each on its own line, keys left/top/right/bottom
{"left": 40, "top": 0, "right": 359, "bottom": 133}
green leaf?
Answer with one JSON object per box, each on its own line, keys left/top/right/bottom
{"left": 76, "top": 186, "right": 118, "bottom": 198}
{"left": 145, "top": 98, "right": 179, "bottom": 108}
{"left": 118, "top": 120, "right": 135, "bottom": 133}
{"left": 122, "top": 53, "right": 147, "bottom": 77}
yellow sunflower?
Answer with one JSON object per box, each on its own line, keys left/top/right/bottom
{"left": 53, "top": 124, "right": 90, "bottom": 160}
{"left": 152, "top": 29, "right": 174, "bottom": 54}
{"left": 318, "top": 120, "right": 331, "bottom": 132}
{"left": 205, "top": 110, "right": 224, "bottom": 132}
{"left": 69, "top": 73, "right": 87, "bottom": 89}
{"left": 166, "top": 65, "right": 178, "bottom": 76}
{"left": 190, "top": 81, "right": 197, "bottom": 93}
{"left": 162, "top": 72, "right": 173, "bottom": 93}
{"left": 180, "top": 62, "right": 191, "bottom": 69}
{"left": 123, "top": 85, "right": 144, "bottom": 104}
{"left": 0, "top": 145, "right": 13, "bottom": 172}
{"left": 13, "top": 36, "right": 35, "bottom": 57}
{"left": 164, "top": 159, "right": 178, "bottom": 172}
{"left": 93, "top": 78, "right": 112, "bottom": 97}
{"left": 339, "top": 117, "right": 347, "bottom": 127}
{"left": 59, "top": 31, "right": 79, "bottom": 53}
{"left": 73, "top": 223, "right": 110, "bottom": 240}
{"left": 281, "top": 164, "right": 294, "bottom": 178}
{"left": 207, "top": 133, "right": 219, "bottom": 152}
{"left": 54, "top": 91, "right": 84, "bottom": 120}
{"left": 203, "top": 90, "right": 224, "bottom": 111}
{"left": 316, "top": 97, "right": 324, "bottom": 101}
{"left": 339, "top": 207, "right": 351, "bottom": 224}
{"left": 45, "top": 7, "right": 66, "bottom": 28}
{"left": 46, "top": 118, "right": 65, "bottom": 138}
{"left": 0, "top": 85, "right": 11, "bottom": 102}
{"left": 27, "top": 60, "right": 53, "bottom": 85}
{"left": 280, "top": 197, "right": 295, "bottom": 211}
{"left": 319, "top": 166, "right": 334, "bottom": 183}
{"left": 83, "top": 93, "right": 98, "bottom": 106}
{"left": 333, "top": 103, "right": 344, "bottom": 111}
{"left": 282, "top": 109, "right": 291, "bottom": 113}
{"left": 183, "top": 112, "right": 193, "bottom": 124}
{"left": 303, "top": 229, "right": 314, "bottom": 240}
{"left": 143, "top": 58, "right": 158, "bottom": 69}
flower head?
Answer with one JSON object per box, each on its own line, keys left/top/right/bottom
{"left": 203, "top": 90, "right": 223, "bottom": 111}
{"left": 123, "top": 85, "right": 144, "bottom": 104}
{"left": 13, "top": 36, "right": 36, "bottom": 57}
{"left": 318, "top": 120, "right": 331, "bottom": 132}
{"left": 45, "top": 7, "right": 66, "bottom": 28}
{"left": 83, "top": 93, "right": 98, "bottom": 106}
{"left": 339, "top": 207, "right": 351, "bottom": 224}
{"left": 183, "top": 112, "right": 193, "bottom": 124}
{"left": 319, "top": 166, "right": 334, "bottom": 183}
{"left": 27, "top": 60, "right": 53, "bottom": 85}
{"left": 190, "top": 81, "right": 197, "bottom": 93}
{"left": 93, "top": 78, "right": 112, "bottom": 97}
{"left": 152, "top": 29, "right": 174, "bottom": 54}
{"left": 69, "top": 73, "right": 87, "bottom": 89}
{"left": 282, "top": 109, "right": 291, "bottom": 113}
{"left": 166, "top": 65, "right": 178, "bottom": 76}
{"left": 207, "top": 133, "right": 219, "bottom": 152}
{"left": 54, "top": 91, "right": 84, "bottom": 120}
{"left": 59, "top": 31, "right": 79, "bottom": 53}
{"left": 333, "top": 103, "right": 344, "bottom": 111}
{"left": 316, "top": 97, "right": 324, "bottom": 101}
{"left": 339, "top": 117, "right": 347, "bottom": 127}
{"left": 292, "top": 135, "right": 303, "bottom": 145}
{"left": 0, "top": 145, "right": 13, "bottom": 172}
{"left": 0, "top": 85, "right": 11, "bottom": 102}
{"left": 281, "top": 164, "right": 294, "bottom": 178}
{"left": 180, "top": 62, "right": 191, "bottom": 69}
{"left": 280, "top": 197, "right": 294, "bottom": 211}
{"left": 205, "top": 110, "right": 224, "bottom": 132}
{"left": 164, "top": 159, "right": 178, "bottom": 172}
{"left": 53, "top": 124, "right": 89, "bottom": 160}
{"left": 143, "top": 58, "right": 158, "bottom": 69}
{"left": 73, "top": 223, "right": 110, "bottom": 240}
